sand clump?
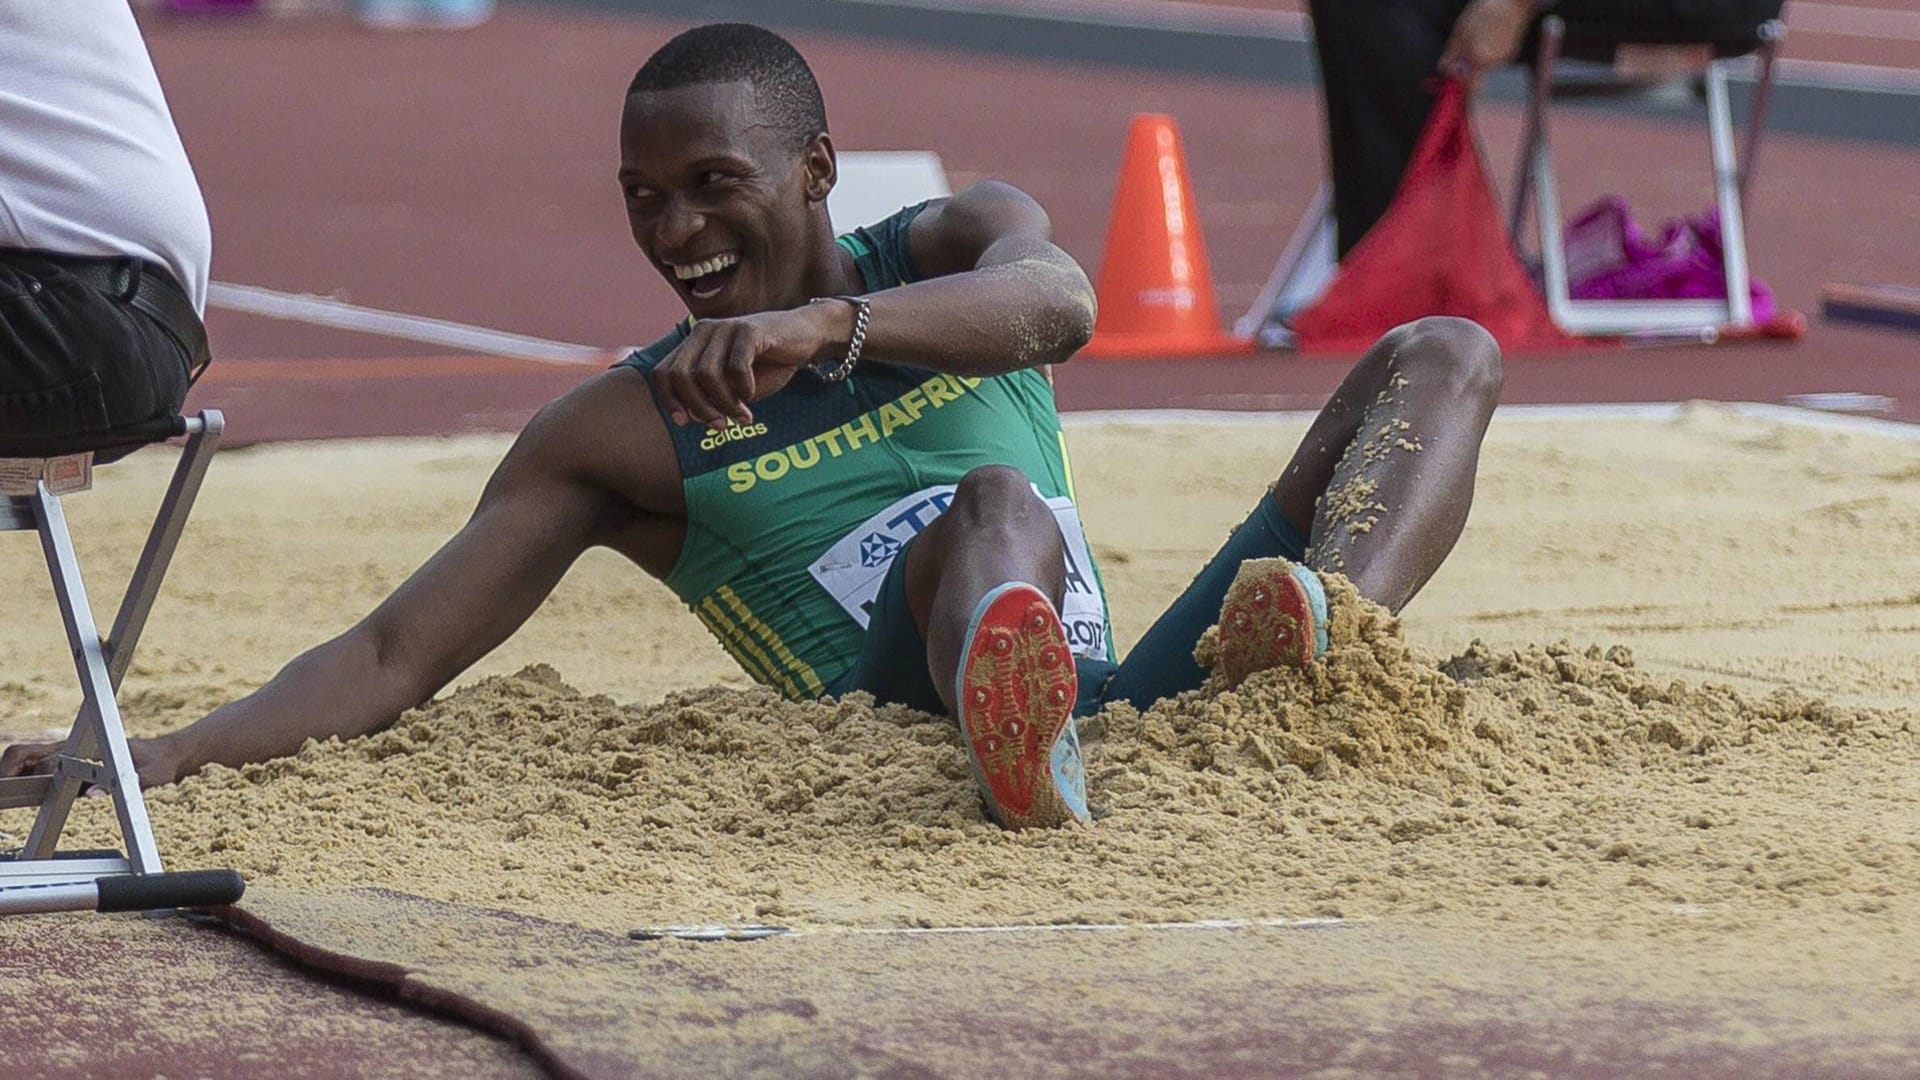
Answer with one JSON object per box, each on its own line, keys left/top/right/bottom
{"left": 28, "top": 572, "right": 1909, "bottom": 942}
{"left": 1183, "top": 569, "right": 1467, "bottom": 783}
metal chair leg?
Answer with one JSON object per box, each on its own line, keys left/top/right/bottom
{"left": 1705, "top": 60, "right": 1755, "bottom": 328}
{"left": 102, "top": 410, "right": 224, "bottom": 688}
{"left": 1, "top": 410, "right": 240, "bottom": 915}
{"left": 1740, "top": 22, "right": 1785, "bottom": 206}
{"left": 1236, "top": 184, "right": 1336, "bottom": 345}
{"left": 1523, "top": 16, "right": 1778, "bottom": 336}
{"left": 21, "top": 485, "right": 164, "bottom": 873}
{"left": 1509, "top": 16, "right": 1563, "bottom": 253}
{"left": 1529, "top": 17, "right": 1573, "bottom": 329}
{"left": 8, "top": 410, "right": 223, "bottom": 873}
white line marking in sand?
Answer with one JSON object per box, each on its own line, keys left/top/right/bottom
{"left": 1063, "top": 402, "right": 1920, "bottom": 439}
{"left": 631, "top": 916, "right": 1354, "bottom": 941}
{"left": 206, "top": 281, "right": 610, "bottom": 365}
{"left": 844, "top": 915, "right": 1352, "bottom": 935}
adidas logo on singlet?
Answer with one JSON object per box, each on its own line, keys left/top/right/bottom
{"left": 699, "top": 421, "right": 769, "bottom": 452}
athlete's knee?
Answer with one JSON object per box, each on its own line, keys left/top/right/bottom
{"left": 1388, "top": 316, "right": 1503, "bottom": 404}
{"left": 949, "top": 465, "right": 1050, "bottom": 528}
{"left": 906, "top": 467, "right": 1064, "bottom": 617}
{"left": 918, "top": 466, "right": 1057, "bottom": 562}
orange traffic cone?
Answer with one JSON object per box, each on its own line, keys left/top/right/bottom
{"left": 1082, "top": 114, "right": 1253, "bottom": 359}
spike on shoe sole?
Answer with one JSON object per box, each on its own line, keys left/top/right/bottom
{"left": 954, "top": 583, "right": 1087, "bottom": 829}
{"left": 1213, "top": 558, "right": 1330, "bottom": 689}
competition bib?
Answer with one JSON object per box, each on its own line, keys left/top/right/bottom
{"left": 807, "top": 484, "right": 1110, "bottom": 659}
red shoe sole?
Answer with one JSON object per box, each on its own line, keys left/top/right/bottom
{"left": 954, "top": 584, "right": 1079, "bottom": 829}
{"left": 1214, "top": 560, "right": 1317, "bottom": 687}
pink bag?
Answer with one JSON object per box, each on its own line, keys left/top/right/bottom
{"left": 1563, "top": 195, "right": 1774, "bottom": 321}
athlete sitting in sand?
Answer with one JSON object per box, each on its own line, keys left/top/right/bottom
{"left": 2, "top": 23, "right": 1502, "bottom": 829}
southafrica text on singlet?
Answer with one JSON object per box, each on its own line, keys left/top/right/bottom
{"left": 619, "top": 202, "right": 1112, "bottom": 699}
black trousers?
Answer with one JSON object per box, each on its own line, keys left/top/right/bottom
{"left": 1310, "top": 0, "right": 1478, "bottom": 258}
{"left": 0, "top": 249, "right": 197, "bottom": 463}
{"left": 1307, "top": 0, "right": 1777, "bottom": 256}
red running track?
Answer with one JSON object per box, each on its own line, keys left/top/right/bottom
{"left": 69, "top": 9, "right": 1918, "bottom": 1076}
{"left": 1071, "top": 0, "right": 1920, "bottom": 71}
{"left": 143, "top": 6, "right": 1920, "bottom": 442}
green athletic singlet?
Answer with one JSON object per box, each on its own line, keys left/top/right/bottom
{"left": 618, "top": 202, "right": 1113, "bottom": 699}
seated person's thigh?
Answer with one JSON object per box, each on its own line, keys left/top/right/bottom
{"left": 0, "top": 252, "right": 190, "bottom": 443}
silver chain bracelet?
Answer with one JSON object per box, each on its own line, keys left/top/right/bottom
{"left": 808, "top": 295, "right": 869, "bottom": 383}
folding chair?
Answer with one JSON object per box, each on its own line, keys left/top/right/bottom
{"left": 1236, "top": 183, "right": 1337, "bottom": 349}
{"left": 1243, "top": 4, "right": 1787, "bottom": 346}
{"left": 1512, "top": 9, "right": 1787, "bottom": 335}
{"left": 0, "top": 409, "right": 244, "bottom": 915}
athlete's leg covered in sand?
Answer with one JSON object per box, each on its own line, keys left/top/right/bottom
{"left": 1208, "top": 317, "right": 1501, "bottom": 684}
{"left": 1099, "top": 316, "right": 1500, "bottom": 706}
{"left": 1273, "top": 315, "right": 1503, "bottom": 610}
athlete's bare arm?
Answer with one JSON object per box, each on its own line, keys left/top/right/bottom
{"left": 648, "top": 181, "right": 1095, "bottom": 430}
{"left": 0, "top": 369, "right": 685, "bottom": 787}
{"left": 877, "top": 179, "right": 1098, "bottom": 371}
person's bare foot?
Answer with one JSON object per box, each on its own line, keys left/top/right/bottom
{"left": 0, "top": 733, "right": 188, "bottom": 793}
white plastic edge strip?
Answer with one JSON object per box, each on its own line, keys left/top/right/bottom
{"left": 1062, "top": 402, "right": 1920, "bottom": 440}
{"left": 207, "top": 281, "right": 609, "bottom": 365}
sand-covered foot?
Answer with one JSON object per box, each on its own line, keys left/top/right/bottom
{"left": 953, "top": 583, "right": 1088, "bottom": 829}
{"left": 1211, "top": 557, "right": 1331, "bottom": 689}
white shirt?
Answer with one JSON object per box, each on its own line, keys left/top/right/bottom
{"left": 0, "top": 1, "right": 212, "bottom": 313}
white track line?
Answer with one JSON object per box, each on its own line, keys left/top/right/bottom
{"left": 1063, "top": 402, "right": 1920, "bottom": 439}
{"left": 1721, "top": 401, "right": 1920, "bottom": 438}
{"left": 631, "top": 915, "right": 1354, "bottom": 940}
{"left": 822, "top": 0, "right": 1307, "bottom": 38}
{"left": 1789, "top": 3, "right": 1920, "bottom": 42}
{"left": 848, "top": 0, "right": 1920, "bottom": 45}
{"left": 841, "top": 914, "right": 1351, "bottom": 935}
{"left": 206, "top": 281, "right": 610, "bottom": 365}
{"left": 820, "top": 0, "right": 1920, "bottom": 96}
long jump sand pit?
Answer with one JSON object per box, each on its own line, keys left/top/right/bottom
{"left": 3, "top": 404, "right": 1917, "bottom": 1075}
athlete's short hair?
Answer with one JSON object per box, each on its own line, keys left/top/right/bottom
{"left": 626, "top": 23, "right": 829, "bottom": 154}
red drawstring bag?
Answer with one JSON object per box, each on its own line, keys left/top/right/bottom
{"left": 1292, "top": 78, "right": 1576, "bottom": 353}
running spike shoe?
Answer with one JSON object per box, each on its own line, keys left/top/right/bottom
{"left": 1212, "top": 558, "right": 1331, "bottom": 688}
{"left": 953, "top": 582, "right": 1089, "bottom": 829}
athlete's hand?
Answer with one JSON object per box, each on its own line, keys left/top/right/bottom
{"left": 1438, "top": 0, "right": 1536, "bottom": 86}
{"left": 652, "top": 301, "right": 855, "bottom": 431}
{"left": 0, "top": 733, "right": 190, "bottom": 791}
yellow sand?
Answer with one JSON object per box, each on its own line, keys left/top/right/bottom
{"left": 3, "top": 406, "right": 1917, "bottom": 1019}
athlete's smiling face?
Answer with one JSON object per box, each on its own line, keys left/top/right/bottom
{"left": 619, "top": 80, "right": 833, "bottom": 320}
